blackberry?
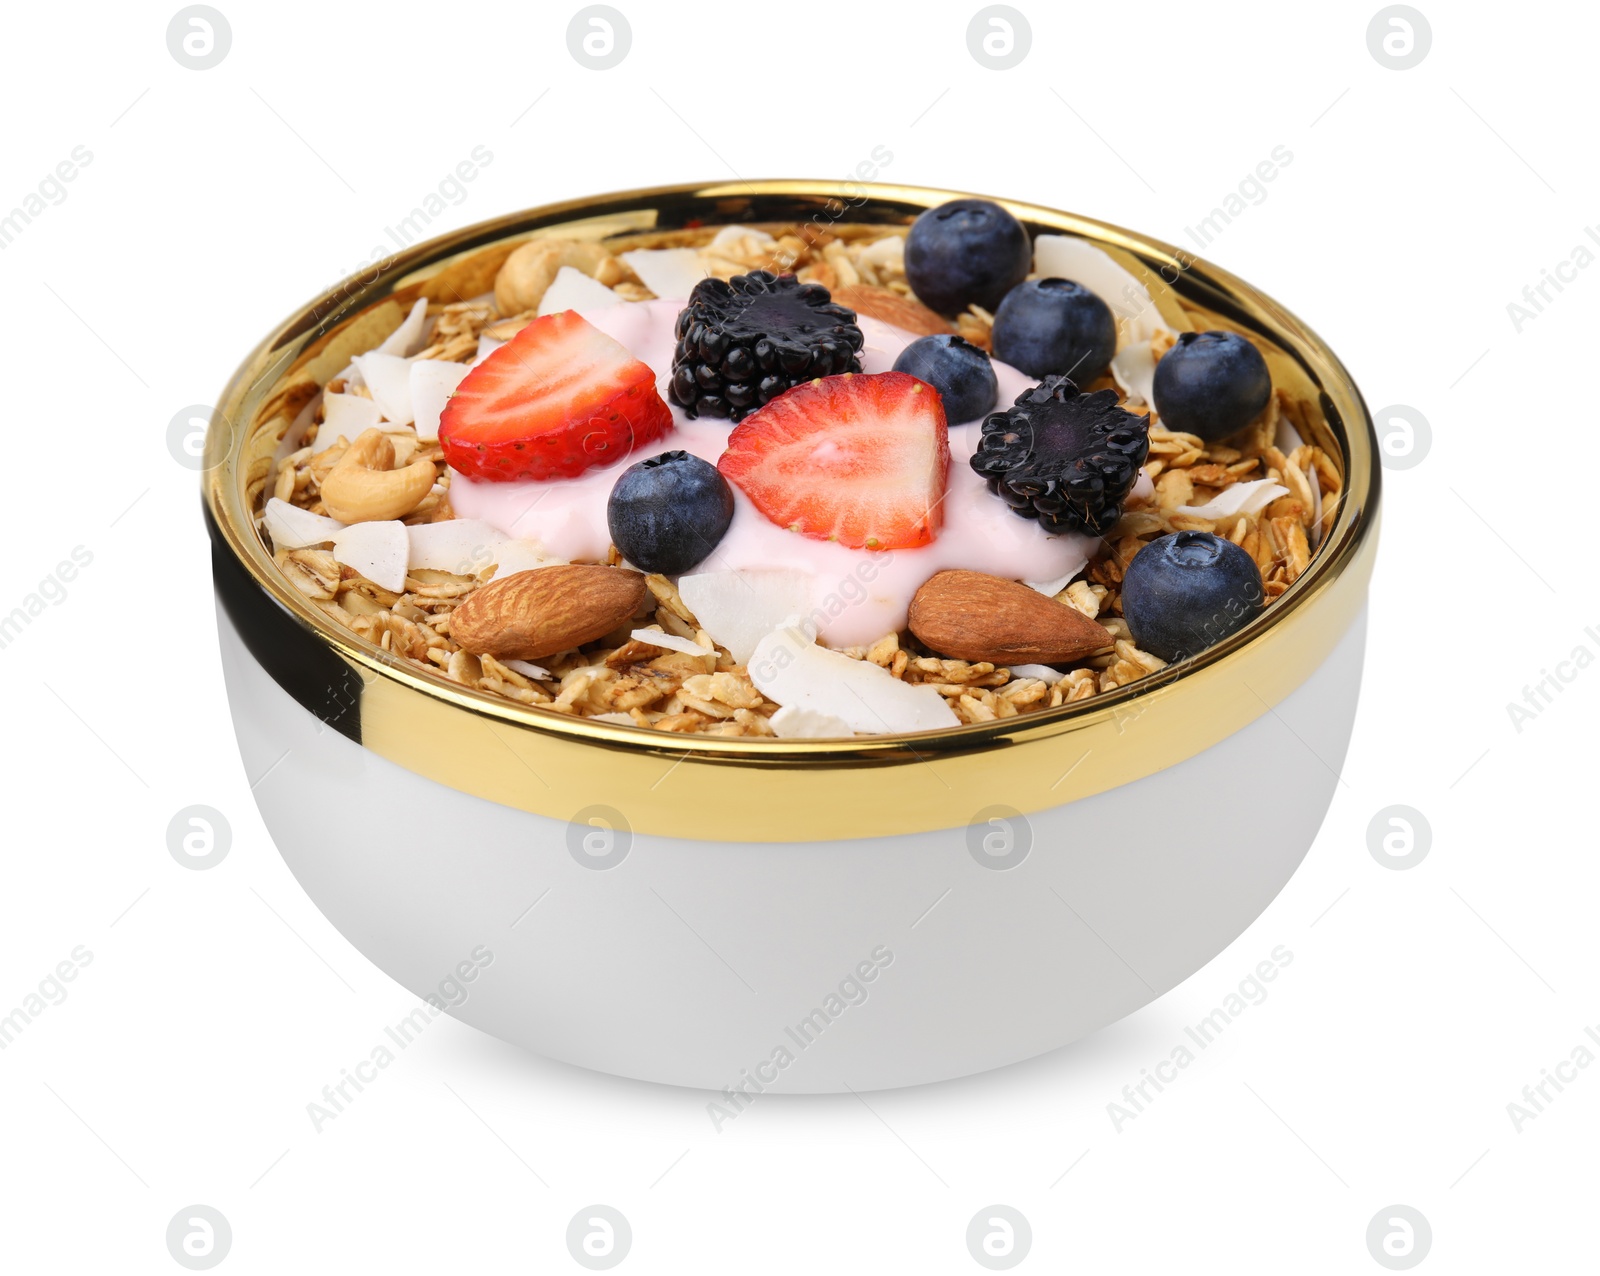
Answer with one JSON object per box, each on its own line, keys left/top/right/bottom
{"left": 970, "top": 376, "right": 1150, "bottom": 536}
{"left": 669, "top": 271, "right": 864, "bottom": 421}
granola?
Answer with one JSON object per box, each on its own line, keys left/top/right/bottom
{"left": 254, "top": 205, "right": 1342, "bottom": 737}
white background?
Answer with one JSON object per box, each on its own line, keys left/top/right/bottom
{"left": 2, "top": 0, "right": 1593, "bottom": 1270}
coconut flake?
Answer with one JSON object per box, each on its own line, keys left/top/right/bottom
{"left": 376, "top": 298, "right": 430, "bottom": 357}
{"left": 277, "top": 382, "right": 324, "bottom": 457}
{"left": 1007, "top": 663, "right": 1066, "bottom": 685}
{"left": 857, "top": 235, "right": 905, "bottom": 271}
{"left": 1033, "top": 235, "right": 1174, "bottom": 345}
{"left": 537, "top": 266, "right": 624, "bottom": 317}
{"left": 489, "top": 539, "right": 565, "bottom": 580}
{"left": 707, "top": 225, "right": 775, "bottom": 255}
{"left": 1177, "top": 477, "right": 1289, "bottom": 520}
{"left": 1110, "top": 340, "right": 1159, "bottom": 407}
{"left": 769, "top": 704, "right": 856, "bottom": 739}
{"left": 474, "top": 335, "right": 503, "bottom": 365}
{"left": 330, "top": 520, "right": 409, "bottom": 592}
{"left": 406, "top": 519, "right": 505, "bottom": 575}
{"left": 679, "top": 568, "right": 814, "bottom": 665}
{"left": 1024, "top": 569, "right": 1079, "bottom": 597}
{"left": 501, "top": 659, "right": 552, "bottom": 681}
{"left": 409, "top": 358, "right": 471, "bottom": 440}
{"left": 264, "top": 497, "right": 345, "bottom": 549}
{"left": 620, "top": 248, "right": 708, "bottom": 301}
{"left": 629, "top": 628, "right": 711, "bottom": 657}
{"left": 1274, "top": 414, "right": 1306, "bottom": 455}
{"left": 351, "top": 352, "right": 415, "bottom": 426}
{"left": 1308, "top": 462, "right": 1323, "bottom": 547}
{"left": 749, "top": 623, "right": 959, "bottom": 734}
{"left": 589, "top": 712, "right": 637, "bottom": 725}
{"left": 320, "top": 393, "right": 383, "bottom": 445}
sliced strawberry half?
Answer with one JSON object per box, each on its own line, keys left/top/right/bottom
{"left": 439, "top": 310, "right": 673, "bottom": 481}
{"left": 717, "top": 371, "right": 950, "bottom": 550}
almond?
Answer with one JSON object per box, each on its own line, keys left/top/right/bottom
{"left": 832, "top": 284, "right": 953, "bottom": 338}
{"left": 450, "top": 565, "right": 646, "bottom": 660}
{"left": 907, "top": 570, "right": 1112, "bottom": 665}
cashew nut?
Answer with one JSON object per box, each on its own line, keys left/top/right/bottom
{"left": 320, "top": 428, "right": 435, "bottom": 523}
{"left": 493, "top": 238, "right": 626, "bottom": 315}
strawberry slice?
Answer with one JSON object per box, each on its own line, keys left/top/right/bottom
{"left": 717, "top": 371, "right": 950, "bottom": 550}
{"left": 439, "top": 310, "right": 673, "bottom": 481}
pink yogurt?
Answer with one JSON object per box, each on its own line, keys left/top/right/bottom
{"left": 449, "top": 299, "right": 1101, "bottom": 648}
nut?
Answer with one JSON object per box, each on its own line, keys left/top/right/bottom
{"left": 493, "top": 238, "right": 618, "bottom": 315}
{"left": 320, "top": 428, "right": 436, "bottom": 523}
{"left": 450, "top": 564, "right": 648, "bottom": 661}
{"left": 907, "top": 570, "right": 1112, "bottom": 664}
{"left": 831, "top": 284, "right": 953, "bottom": 337}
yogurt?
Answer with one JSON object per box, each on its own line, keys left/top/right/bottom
{"left": 449, "top": 300, "right": 1099, "bottom": 648}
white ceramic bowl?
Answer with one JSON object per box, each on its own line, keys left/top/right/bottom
{"left": 206, "top": 182, "right": 1379, "bottom": 1093}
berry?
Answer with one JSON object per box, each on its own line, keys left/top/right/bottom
{"left": 717, "top": 372, "right": 950, "bottom": 551}
{"left": 969, "top": 375, "right": 1149, "bottom": 535}
{"left": 891, "top": 333, "right": 999, "bottom": 423}
{"left": 1151, "top": 330, "right": 1271, "bottom": 442}
{"left": 904, "top": 199, "right": 1032, "bottom": 316}
{"left": 607, "top": 450, "right": 735, "bottom": 574}
{"left": 991, "top": 278, "right": 1117, "bottom": 382}
{"left": 668, "top": 271, "right": 863, "bottom": 421}
{"left": 439, "top": 310, "right": 672, "bottom": 482}
{"left": 1121, "top": 532, "right": 1264, "bottom": 661}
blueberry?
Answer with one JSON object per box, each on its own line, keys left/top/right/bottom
{"left": 1151, "top": 330, "right": 1272, "bottom": 442}
{"left": 904, "top": 199, "right": 1032, "bottom": 316}
{"left": 607, "top": 450, "right": 735, "bottom": 574}
{"left": 990, "top": 278, "right": 1117, "bottom": 382}
{"left": 1121, "top": 532, "right": 1265, "bottom": 662}
{"left": 892, "top": 334, "right": 999, "bottom": 423}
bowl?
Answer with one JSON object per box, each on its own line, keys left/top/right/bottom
{"left": 206, "top": 181, "right": 1379, "bottom": 1093}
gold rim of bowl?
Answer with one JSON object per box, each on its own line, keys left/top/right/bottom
{"left": 204, "top": 180, "right": 1381, "bottom": 842}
